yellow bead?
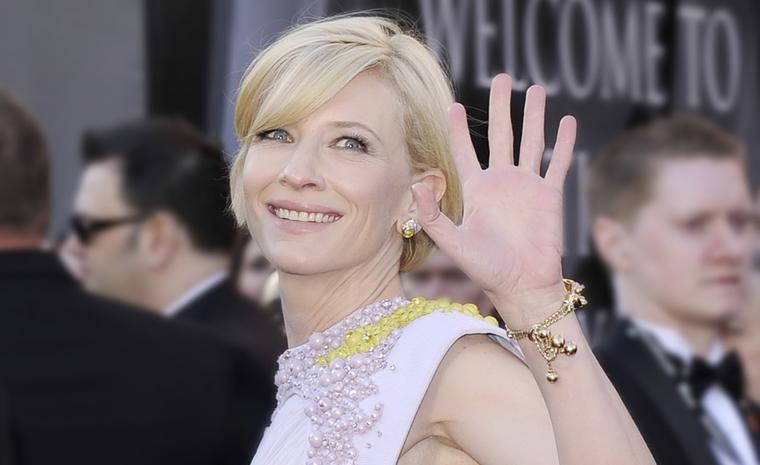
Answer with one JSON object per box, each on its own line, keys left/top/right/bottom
{"left": 463, "top": 303, "right": 479, "bottom": 315}
{"left": 551, "top": 334, "right": 565, "bottom": 348}
{"left": 546, "top": 371, "right": 559, "bottom": 383}
{"left": 484, "top": 316, "right": 499, "bottom": 326}
{"left": 347, "top": 331, "right": 362, "bottom": 347}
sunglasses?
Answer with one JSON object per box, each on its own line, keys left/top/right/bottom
{"left": 70, "top": 213, "right": 144, "bottom": 245}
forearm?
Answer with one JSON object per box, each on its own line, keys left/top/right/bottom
{"left": 498, "top": 297, "right": 655, "bottom": 465}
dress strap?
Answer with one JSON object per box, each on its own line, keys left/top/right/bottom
{"left": 361, "top": 310, "right": 523, "bottom": 464}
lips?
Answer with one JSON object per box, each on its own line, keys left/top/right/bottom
{"left": 705, "top": 276, "right": 741, "bottom": 285}
{"left": 266, "top": 201, "right": 343, "bottom": 225}
{"left": 273, "top": 208, "right": 339, "bottom": 223}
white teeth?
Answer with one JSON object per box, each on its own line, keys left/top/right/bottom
{"left": 273, "top": 207, "right": 339, "bottom": 223}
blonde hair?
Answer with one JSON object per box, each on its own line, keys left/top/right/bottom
{"left": 229, "top": 14, "right": 462, "bottom": 271}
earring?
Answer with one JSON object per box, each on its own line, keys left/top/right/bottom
{"left": 401, "top": 218, "right": 418, "bottom": 239}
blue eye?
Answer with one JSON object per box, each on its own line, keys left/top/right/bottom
{"left": 335, "top": 136, "right": 368, "bottom": 152}
{"left": 258, "top": 129, "right": 291, "bottom": 142}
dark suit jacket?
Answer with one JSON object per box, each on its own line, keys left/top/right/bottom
{"left": 173, "top": 278, "right": 286, "bottom": 379}
{"left": 595, "top": 317, "right": 760, "bottom": 465}
{"left": 0, "top": 250, "right": 274, "bottom": 465}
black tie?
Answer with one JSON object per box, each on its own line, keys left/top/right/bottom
{"left": 686, "top": 352, "right": 745, "bottom": 402}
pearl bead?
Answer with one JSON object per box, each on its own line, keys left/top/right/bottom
{"left": 308, "top": 333, "right": 324, "bottom": 350}
{"left": 308, "top": 432, "right": 323, "bottom": 448}
{"left": 317, "top": 398, "right": 331, "bottom": 410}
{"left": 304, "top": 402, "right": 317, "bottom": 417}
{"left": 319, "top": 373, "right": 333, "bottom": 386}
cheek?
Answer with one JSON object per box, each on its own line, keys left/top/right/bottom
{"left": 337, "top": 164, "right": 409, "bottom": 231}
{"left": 632, "top": 224, "right": 705, "bottom": 291}
{"left": 242, "top": 152, "right": 276, "bottom": 210}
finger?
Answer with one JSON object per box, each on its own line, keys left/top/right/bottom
{"left": 412, "top": 183, "right": 460, "bottom": 257}
{"left": 518, "top": 85, "right": 546, "bottom": 174}
{"left": 545, "top": 115, "right": 577, "bottom": 188}
{"left": 448, "top": 103, "right": 481, "bottom": 183}
{"left": 487, "top": 74, "right": 514, "bottom": 169}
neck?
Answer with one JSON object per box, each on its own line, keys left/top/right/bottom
{"left": 615, "top": 275, "right": 720, "bottom": 357}
{"left": 143, "top": 251, "right": 229, "bottom": 312}
{"left": 279, "top": 252, "right": 406, "bottom": 348}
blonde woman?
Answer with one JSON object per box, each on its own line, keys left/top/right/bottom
{"left": 230, "top": 14, "right": 655, "bottom": 465}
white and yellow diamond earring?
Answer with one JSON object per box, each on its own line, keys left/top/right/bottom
{"left": 401, "top": 219, "right": 419, "bottom": 239}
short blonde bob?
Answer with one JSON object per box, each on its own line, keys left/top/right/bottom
{"left": 229, "top": 14, "right": 463, "bottom": 271}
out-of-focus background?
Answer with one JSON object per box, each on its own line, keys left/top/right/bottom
{"left": 1, "top": 1, "right": 759, "bottom": 465}
{"left": 2, "top": 0, "right": 757, "bottom": 256}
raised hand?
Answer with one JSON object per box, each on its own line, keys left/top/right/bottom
{"left": 412, "top": 74, "right": 577, "bottom": 325}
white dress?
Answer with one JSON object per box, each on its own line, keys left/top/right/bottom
{"left": 250, "top": 297, "right": 523, "bottom": 465}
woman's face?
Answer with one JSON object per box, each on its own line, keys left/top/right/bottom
{"left": 242, "top": 72, "right": 414, "bottom": 275}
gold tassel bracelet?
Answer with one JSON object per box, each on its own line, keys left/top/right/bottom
{"left": 506, "top": 279, "right": 588, "bottom": 383}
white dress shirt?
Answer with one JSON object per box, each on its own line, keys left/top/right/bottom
{"left": 163, "top": 271, "right": 228, "bottom": 317}
{"left": 634, "top": 318, "right": 759, "bottom": 465}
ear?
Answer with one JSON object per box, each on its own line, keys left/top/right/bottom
{"left": 136, "top": 212, "right": 180, "bottom": 270}
{"left": 591, "top": 216, "right": 633, "bottom": 273}
{"left": 396, "top": 168, "right": 447, "bottom": 234}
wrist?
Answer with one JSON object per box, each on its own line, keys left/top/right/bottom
{"left": 488, "top": 281, "right": 567, "bottom": 328}
{"left": 495, "top": 279, "right": 589, "bottom": 383}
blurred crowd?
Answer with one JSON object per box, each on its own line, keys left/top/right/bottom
{"left": 0, "top": 84, "right": 759, "bottom": 465}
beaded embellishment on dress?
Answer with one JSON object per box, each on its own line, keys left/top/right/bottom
{"left": 273, "top": 297, "right": 499, "bottom": 465}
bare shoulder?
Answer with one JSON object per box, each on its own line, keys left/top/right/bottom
{"left": 430, "top": 334, "right": 537, "bottom": 418}
{"left": 402, "top": 334, "right": 558, "bottom": 465}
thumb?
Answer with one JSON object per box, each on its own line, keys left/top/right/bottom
{"left": 412, "top": 183, "right": 460, "bottom": 255}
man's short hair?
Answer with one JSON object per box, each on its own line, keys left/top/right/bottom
{"left": 0, "top": 89, "right": 49, "bottom": 234}
{"left": 82, "top": 118, "right": 237, "bottom": 252}
{"left": 588, "top": 115, "right": 745, "bottom": 223}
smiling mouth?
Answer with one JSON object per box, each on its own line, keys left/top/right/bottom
{"left": 268, "top": 205, "right": 342, "bottom": 224}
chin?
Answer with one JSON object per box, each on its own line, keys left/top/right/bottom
{"left": 697, "top": 301, "right": 744, "bottom": 326}
{"left": 268, "top": 248, "right": 336, "bottom": 276}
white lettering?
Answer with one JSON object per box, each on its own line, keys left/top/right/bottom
{"left": 559, "top": 0, "right": 600, "bottom": 99}
{"left": 474, "top": 0, "right": 498, "bottom": 88}
{"left": 643, "top": 2, "right": 667, "bottom": 106}
{"left": 703, "top": 9, "right": 741, "bottom": 113}
{"left": 600, "top": 1, "right": 642, "bottom": 101}
{"left": 419, "top": 0, "right": 471, "bottom": 84}
{"left": 525, "top": 0, "right": 560, "bottom": 94}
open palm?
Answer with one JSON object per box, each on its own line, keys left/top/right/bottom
{"left": 413, "top": 74, "right": 576, "bottom": 323}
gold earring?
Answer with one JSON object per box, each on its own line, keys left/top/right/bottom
{"left": 401, "top": 219, "right": 418, "bottom": 239}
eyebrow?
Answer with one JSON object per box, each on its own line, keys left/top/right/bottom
{"left": 330, "top": 121, "right": 382, "bottom": 143}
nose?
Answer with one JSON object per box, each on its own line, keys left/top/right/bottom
{"left": 278, "top": 143, "right": 325, "bottom": 191}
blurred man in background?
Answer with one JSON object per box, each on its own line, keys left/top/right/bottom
{"left": 0, "top": 89, "right": 272, "bottom": 465}
{"left": 65, "top": 119, "right": 285, "bottom": 375}
{"left": 402, "top": 249, "right": 499, "bottom": 323}
{"left": 231, "top": 231, "right": 275, "bottom": 305}
{"left": 230, "top": 231, "right": 284, "bottom": 334}
{"left": 589, "top": 115, "right": 760, "bottom": 465}
{"left": 725, "top": 190, "right": 760, "bottom": 405}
